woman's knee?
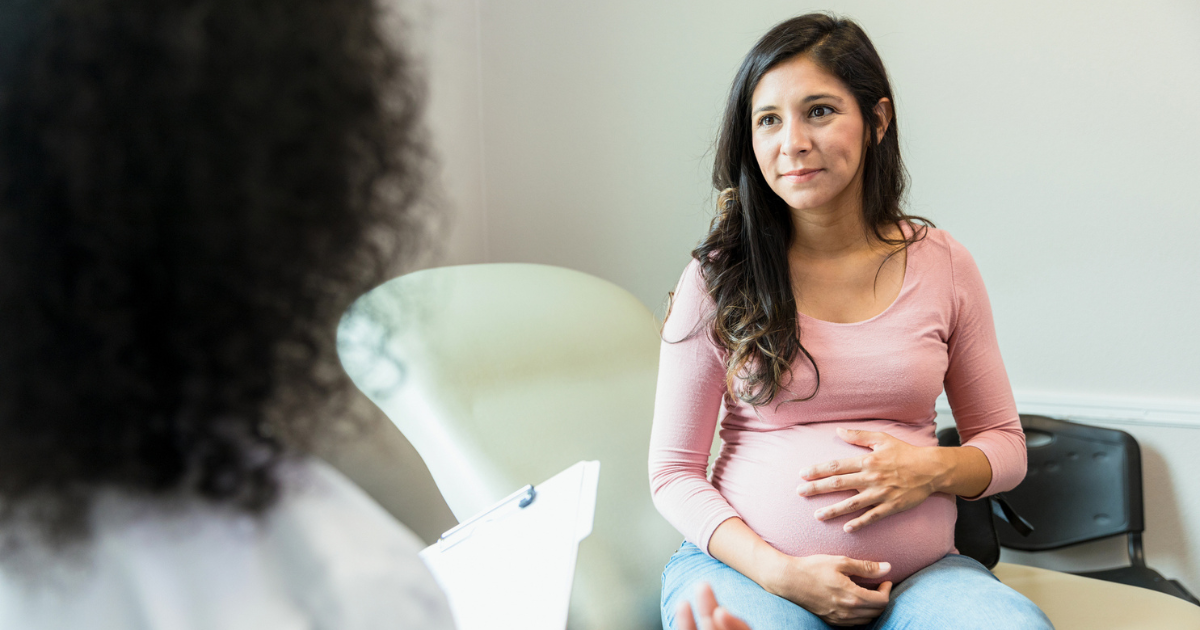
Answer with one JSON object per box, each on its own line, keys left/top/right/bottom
{"left": 878, "top": 555, "right": 1053, "bottom": 630}
{"left": 660, "top": 543, "right": 828, "bottom": 630}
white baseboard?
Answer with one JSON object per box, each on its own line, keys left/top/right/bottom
{"left": 935, "top": 392, "right": 1200, "bottom": 430}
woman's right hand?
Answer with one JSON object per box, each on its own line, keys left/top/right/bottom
{"left": 708, "top": 518, "right": 893, "bottom": 626}
{"left": 763, "top": 554, "right": 893, "bottom": 627}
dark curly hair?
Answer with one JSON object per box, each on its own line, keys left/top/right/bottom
{"left": 690, "top": 13, "right": 930, "bottom": 406}
{"left": 0, "top": 0, "right": 428, "bottom": 544}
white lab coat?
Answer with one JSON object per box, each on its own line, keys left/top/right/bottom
{"left": 0, "top": 458, "right": 456, "bottom": 630}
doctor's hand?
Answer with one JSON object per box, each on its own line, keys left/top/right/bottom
{"left": 675, "top": 583, "right": 752, "bottom": 630}
{"left": 797, "top": 427, "right": 971, "bottom": 533}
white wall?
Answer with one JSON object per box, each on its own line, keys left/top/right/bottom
{"left": 393, "top": 0, "right": 490, "bottom": 267}
{"left": 418, "top": 0, "right": 1200, "bottom": 599}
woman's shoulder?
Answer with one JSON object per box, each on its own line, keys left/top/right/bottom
{"left": 266, "top": 457, "right": 434, "bottom": 575}
{"left": 270, "top": 456, "right": 424, "bottom": 547}
{"left": 80, "top": 456, "right": 427, "bottom": 557}
{"left": 0, "top": 457, "right": 454, "bottom": 630}
{"left": 906, "top": 222, "right": 978, "bottom": 273}
{"left": 260, "top": 458, "right": 455, "bottom": 627}
{"left": 676, "top": 256, "right": 705, "bottom": 286}
{"left": 662, "top": 257, "right": 715, "bottom": 339}
{"left": 903, "top": 223, "right": 992, "bottom": 323}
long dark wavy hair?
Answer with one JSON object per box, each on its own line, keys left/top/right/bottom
{"left": 0, "top": 0, "right": 428, "bottom": 544}
{"left": 691, "top": 13, "right": 930, "bottom": 406}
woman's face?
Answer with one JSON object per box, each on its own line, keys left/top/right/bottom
{"left": 750, "top": 55, "right": 878, "bottom": 218}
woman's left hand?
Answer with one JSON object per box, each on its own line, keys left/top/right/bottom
{"left": 797, "top": 428, "right": 954, "bottom": 533}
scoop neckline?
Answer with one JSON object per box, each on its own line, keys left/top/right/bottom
{"left": 795, "top": 224, "right": 919, "bottom": 327}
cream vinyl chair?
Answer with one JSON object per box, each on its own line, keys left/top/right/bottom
{"left": 993, "top": 564, "right": 1200, "bottom": 629}
{"left": 337, "top": 263, "right": 680, "bottom": 629}
{"left": 337, "top": 263, "right": 1200, "bottom": 630}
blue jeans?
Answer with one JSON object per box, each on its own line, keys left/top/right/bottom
{"left": 661, "top": 542, "right": 1054, "bottom": 630}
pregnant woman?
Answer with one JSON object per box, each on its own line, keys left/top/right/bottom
{"left": 649, "top": 14, "right": 1053, "bottom": 630}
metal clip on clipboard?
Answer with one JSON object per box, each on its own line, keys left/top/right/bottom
{"left": 437, "top": 484, "right": 537, "bottom": 550}
{"left": 420, "top": 461, "right": 600, "bottom": 630}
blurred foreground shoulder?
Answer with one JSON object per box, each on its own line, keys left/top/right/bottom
{"left": 0, "top": 457, "right": 456, "bottom": 630}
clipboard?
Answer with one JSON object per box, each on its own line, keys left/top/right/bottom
{"left": 420, "top": 461, "right": 601, "bottom": 630}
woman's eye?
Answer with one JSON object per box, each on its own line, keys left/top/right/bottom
{"left": 810, "top": 106, "right": 834, "bottom": 118}
{"left": 756, "top": 114, "right": 779, "bottom": 127}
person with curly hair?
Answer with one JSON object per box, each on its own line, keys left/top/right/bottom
{"left": 0, "top": 0, "right": 452, "bottom": 627}
{"left": 649, "top": 14, "right": 1053, "bottom": 629}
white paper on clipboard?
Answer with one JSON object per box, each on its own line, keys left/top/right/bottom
{"left": 419, "top": 460, "right": 600, "bottom": 630}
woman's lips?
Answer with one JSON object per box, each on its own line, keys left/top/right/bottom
{"left": 782, "top": 168, "right": 821, "bottom": 183}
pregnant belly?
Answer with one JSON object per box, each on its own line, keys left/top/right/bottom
{"left": 712, "top": 421, "right": 956, "bottom": 584}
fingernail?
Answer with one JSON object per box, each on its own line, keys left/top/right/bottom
{"left": 798, "top": 484, "right": 811, "bottom": 495}
{"left": 799, "top": 468, "right": 813, "bottom": 478}
{"left": 880, "top": 562, "right": 891, "bottom": 572}
{"left": 816, "top": 510, "right": 827, "bottom": 520}
{"left": 844, "top": 523, "right": 854, "bottom": 532}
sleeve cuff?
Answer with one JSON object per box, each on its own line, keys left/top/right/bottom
{"left": 695, "top": 512, "right": 741, "bottom": 557}
{"left": 959, "top": 439, "right": 1024, "bottom": 499}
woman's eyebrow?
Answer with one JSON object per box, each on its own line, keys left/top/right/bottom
{"left": 753, "top": 94, "right": 844, "bottom": 115}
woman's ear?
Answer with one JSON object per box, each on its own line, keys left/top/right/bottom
{"left": 873, "top": 98, "right": 893, "bottom": 143}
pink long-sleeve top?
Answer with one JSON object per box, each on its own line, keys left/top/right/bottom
{"left": 648, "top": 227, "right": 1026, "bottom": 584}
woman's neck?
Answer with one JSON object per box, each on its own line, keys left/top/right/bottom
{"left": 789, "top": 204, "right": 877, "bottom": 260}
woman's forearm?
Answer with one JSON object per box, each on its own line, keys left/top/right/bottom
{"left": 706, "top": 517, "right": 790, "bottom": 592}
{"left": 705, "top": 515, "right": 894, "bottom": 625}
{"left": 932, "top": 445, "right": 992, "bottom": 499}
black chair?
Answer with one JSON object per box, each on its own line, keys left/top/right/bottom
{"left": 937, "top": 426, "right": 1031, "bottom": 570}
{"left": 941, "top": 415, "right": 1198, "bottom": 605}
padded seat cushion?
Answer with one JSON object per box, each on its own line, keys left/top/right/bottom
{"left": 1073, "top": 565, "right": 1200, "bottom": 605}
{"left": 993, "top": 562, "right": 1200, "bottom": 629}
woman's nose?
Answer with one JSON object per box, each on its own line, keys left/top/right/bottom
{"left": 781, "top": 120, "right": 811, "bottom": 156}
